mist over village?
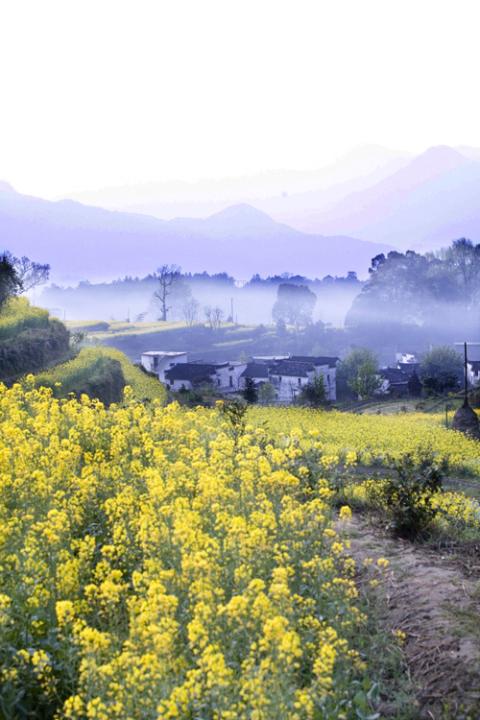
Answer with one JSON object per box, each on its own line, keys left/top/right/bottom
{"left": 2, "top": 2, "right": 480, "bottom": 719}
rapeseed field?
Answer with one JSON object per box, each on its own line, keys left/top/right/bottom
{"left": 0, "top": 383, "right": 477, "bottom": 718}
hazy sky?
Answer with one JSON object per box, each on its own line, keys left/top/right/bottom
{"left": 2, "top": 0, "right": 480, "bottom": 198}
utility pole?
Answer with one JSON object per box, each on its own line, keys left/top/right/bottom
{"left": 452, "top": 341, "right": 480, "bottom": 438}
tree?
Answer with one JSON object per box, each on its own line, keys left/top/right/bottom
{"left": 444, "top": 238, "right": 480, "bottom": 306}
{"left": 154, "top": 265, "right": 181, "bottom": 322}
{"left": 182, "top": 297, "right": 200, "bottom": 327}
{"left": 204, "top": 305, "right": 224, "bottom": 330}
{"left": 10, "top": 255, "right": 50, "bottom": 292}
{"left": 0, "top": 254, "right": 22, "bottom": 309}
{"left": 243, "top": 377, "right": 258, "bottom": 404}
{"left": 0, "top": 252, "right": 49, "bottom": 310}
{"left": 338, "top": 348, "right": 381, "bottom": 400}
{"left": 420, "top": 346, "right": 463, "bottom": 394}
{"left": 408, "top": 371, "right": 423, "bottom": 397}
{"left": 258, "top": 382, "right": 276, "bottom": 404}
{"left": 299, "top": 375, "right": 327, "bottom": 407}
{"left": 346, "top": 240, "right": 480, "bottom": 337}
{"left": 349, "top": 361, "right": 382, "bottom": 400}
{"left": 272, "top": 283, "right": 316, "bottom": 329}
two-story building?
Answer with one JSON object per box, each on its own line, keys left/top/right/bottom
{"left": 140, "top": 351, "right": 188, "bottom": 382}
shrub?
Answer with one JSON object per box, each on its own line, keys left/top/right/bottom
{"left": 299, "top": 375, "right": 327, "bottom": 407}
{"left": 36, "top": 353, "right": 125, "bottom": 405}
{"left": 243, "top": 377, "right": 258, "bottom": 404}
{"left": 258, "top": 382, "right": 276, "bottom": 405}
{"left": 372, "top": 453, "right": 445, "bottom": 539}
{"left": 0, "top": 319, "right": 70, "bottom": 381}
{"left": 0, "top": 297, "right": 50, "bottom": 341}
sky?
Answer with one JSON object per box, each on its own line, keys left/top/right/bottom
{"left": 1, "top": 0, "right": 480, "bottom": 198}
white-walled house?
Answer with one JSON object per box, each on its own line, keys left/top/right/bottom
{"left": 454, "top": 343, "right": 480, "bottom": 388}
{"left": 164, "top": 361, "right": 247, "bottom": 393}
{"left": 140, "top": 351, "right": 188, "bottom": 382}
{"left": 140, "top": 351, "right": 338, "bottom": 403}
{"left": 214, "top": 362, "right": 248, "bottom": 392}
{"left": 269, "top": 361, "right": 316, "bottom": 402}
{"left": 290, "top": 356, "right": 338, "bottom": 401}
{"left": 468, "top": 361, "right": 480, "bottom": 387}
{"left": 241, "top": 355, "right": 338, "bottom": 402}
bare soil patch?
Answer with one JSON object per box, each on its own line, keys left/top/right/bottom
{"left": 341, "top": 516, "right": 480, "bottom": 719}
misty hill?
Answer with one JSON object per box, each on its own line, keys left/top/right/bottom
{"left": 310, "top": 146, "right": 480, "bottom": 250}
{"left": 66, "top": 145, "right": 411, "bottom": 221}
{"left": 0, "top": 186, "right": 390, "bottom": 283}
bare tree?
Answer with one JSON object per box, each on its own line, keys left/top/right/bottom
{"left": 182, "top": 297, "right": 200, "bottom": 327}
{"left": 154, "top": 264, "right": 180, "bottom": 322}
{"left": 12, "top": 255, "right": 50, "bottom": 292}
{"left": 204, "top": 305, "right": 224, "bottom": 330}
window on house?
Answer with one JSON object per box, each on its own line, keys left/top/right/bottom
{"left": 217, "top": 378, "right": 221, "bottom": 386}
{"left": 298, "top": 377, "right": 301, "bottom": 386}
{"left": 229, "top": 375, "right": 233, "bottom": 387}
{"left": 153, "top": 356, "right": 159, "bottom": 369}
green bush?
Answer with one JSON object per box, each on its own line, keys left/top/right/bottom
{"left": 0, "top": 297, "right": 49, "bottom": 341}
{"left": 36, "top": 353, "right": 125, "bottom": 405}
{"left": 0, "top": 319, "right": 70, "bottom": 381}
{"left": 371, "top": 453, "right": 445, "bottom": 539}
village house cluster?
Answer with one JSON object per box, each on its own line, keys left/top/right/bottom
{"left": 140, "top": 346, "right": 480, "bottom": 404}
{"left": 140, "top": 351, "right": 338, "bottom": 403}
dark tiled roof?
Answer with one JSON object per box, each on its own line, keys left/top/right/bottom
{"left": 165, "top": 363, "right": 217, "bottom": 382}
{"left": 290, "top": 355, "right": 339, "bottom": 368}
{"left": 380, "top": 367, "right": 409, "bottom": 384}
{"left": 241, "top": 363, "right": 270, "bottom": 379}
{"left": 270, "top": 361, "right": 314, "bottom": 378}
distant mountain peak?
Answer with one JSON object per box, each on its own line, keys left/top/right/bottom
{"left": 209, "top": 203, "right": 273, "bottom": 221}
{"left": 411, "top": 145, "right": 468, "bottom": 169}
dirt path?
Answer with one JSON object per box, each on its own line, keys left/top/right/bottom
{"left": 340, "top": 516, "right": 480, "bottom": 719}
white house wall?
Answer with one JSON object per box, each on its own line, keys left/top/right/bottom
{"left": 140, "top": 353, "right": 188, "bottom": 382}
{"left": 215, "top": 364, "right": 247, "bottom": 392}
{"left": 313, "top": 365, "right": 336, "bottom": 401}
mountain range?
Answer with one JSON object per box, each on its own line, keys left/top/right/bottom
{"left": 3, "top": 143, "right": 480, "bottom": 285}
{"left": 307, "top": 145, "right": 480, "bottom": 248}
{"left": 64, "top": 144, "right": 480, "bottom": 256}
{"left": 0, "top": 184, "right": 389, "bottom": 283}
